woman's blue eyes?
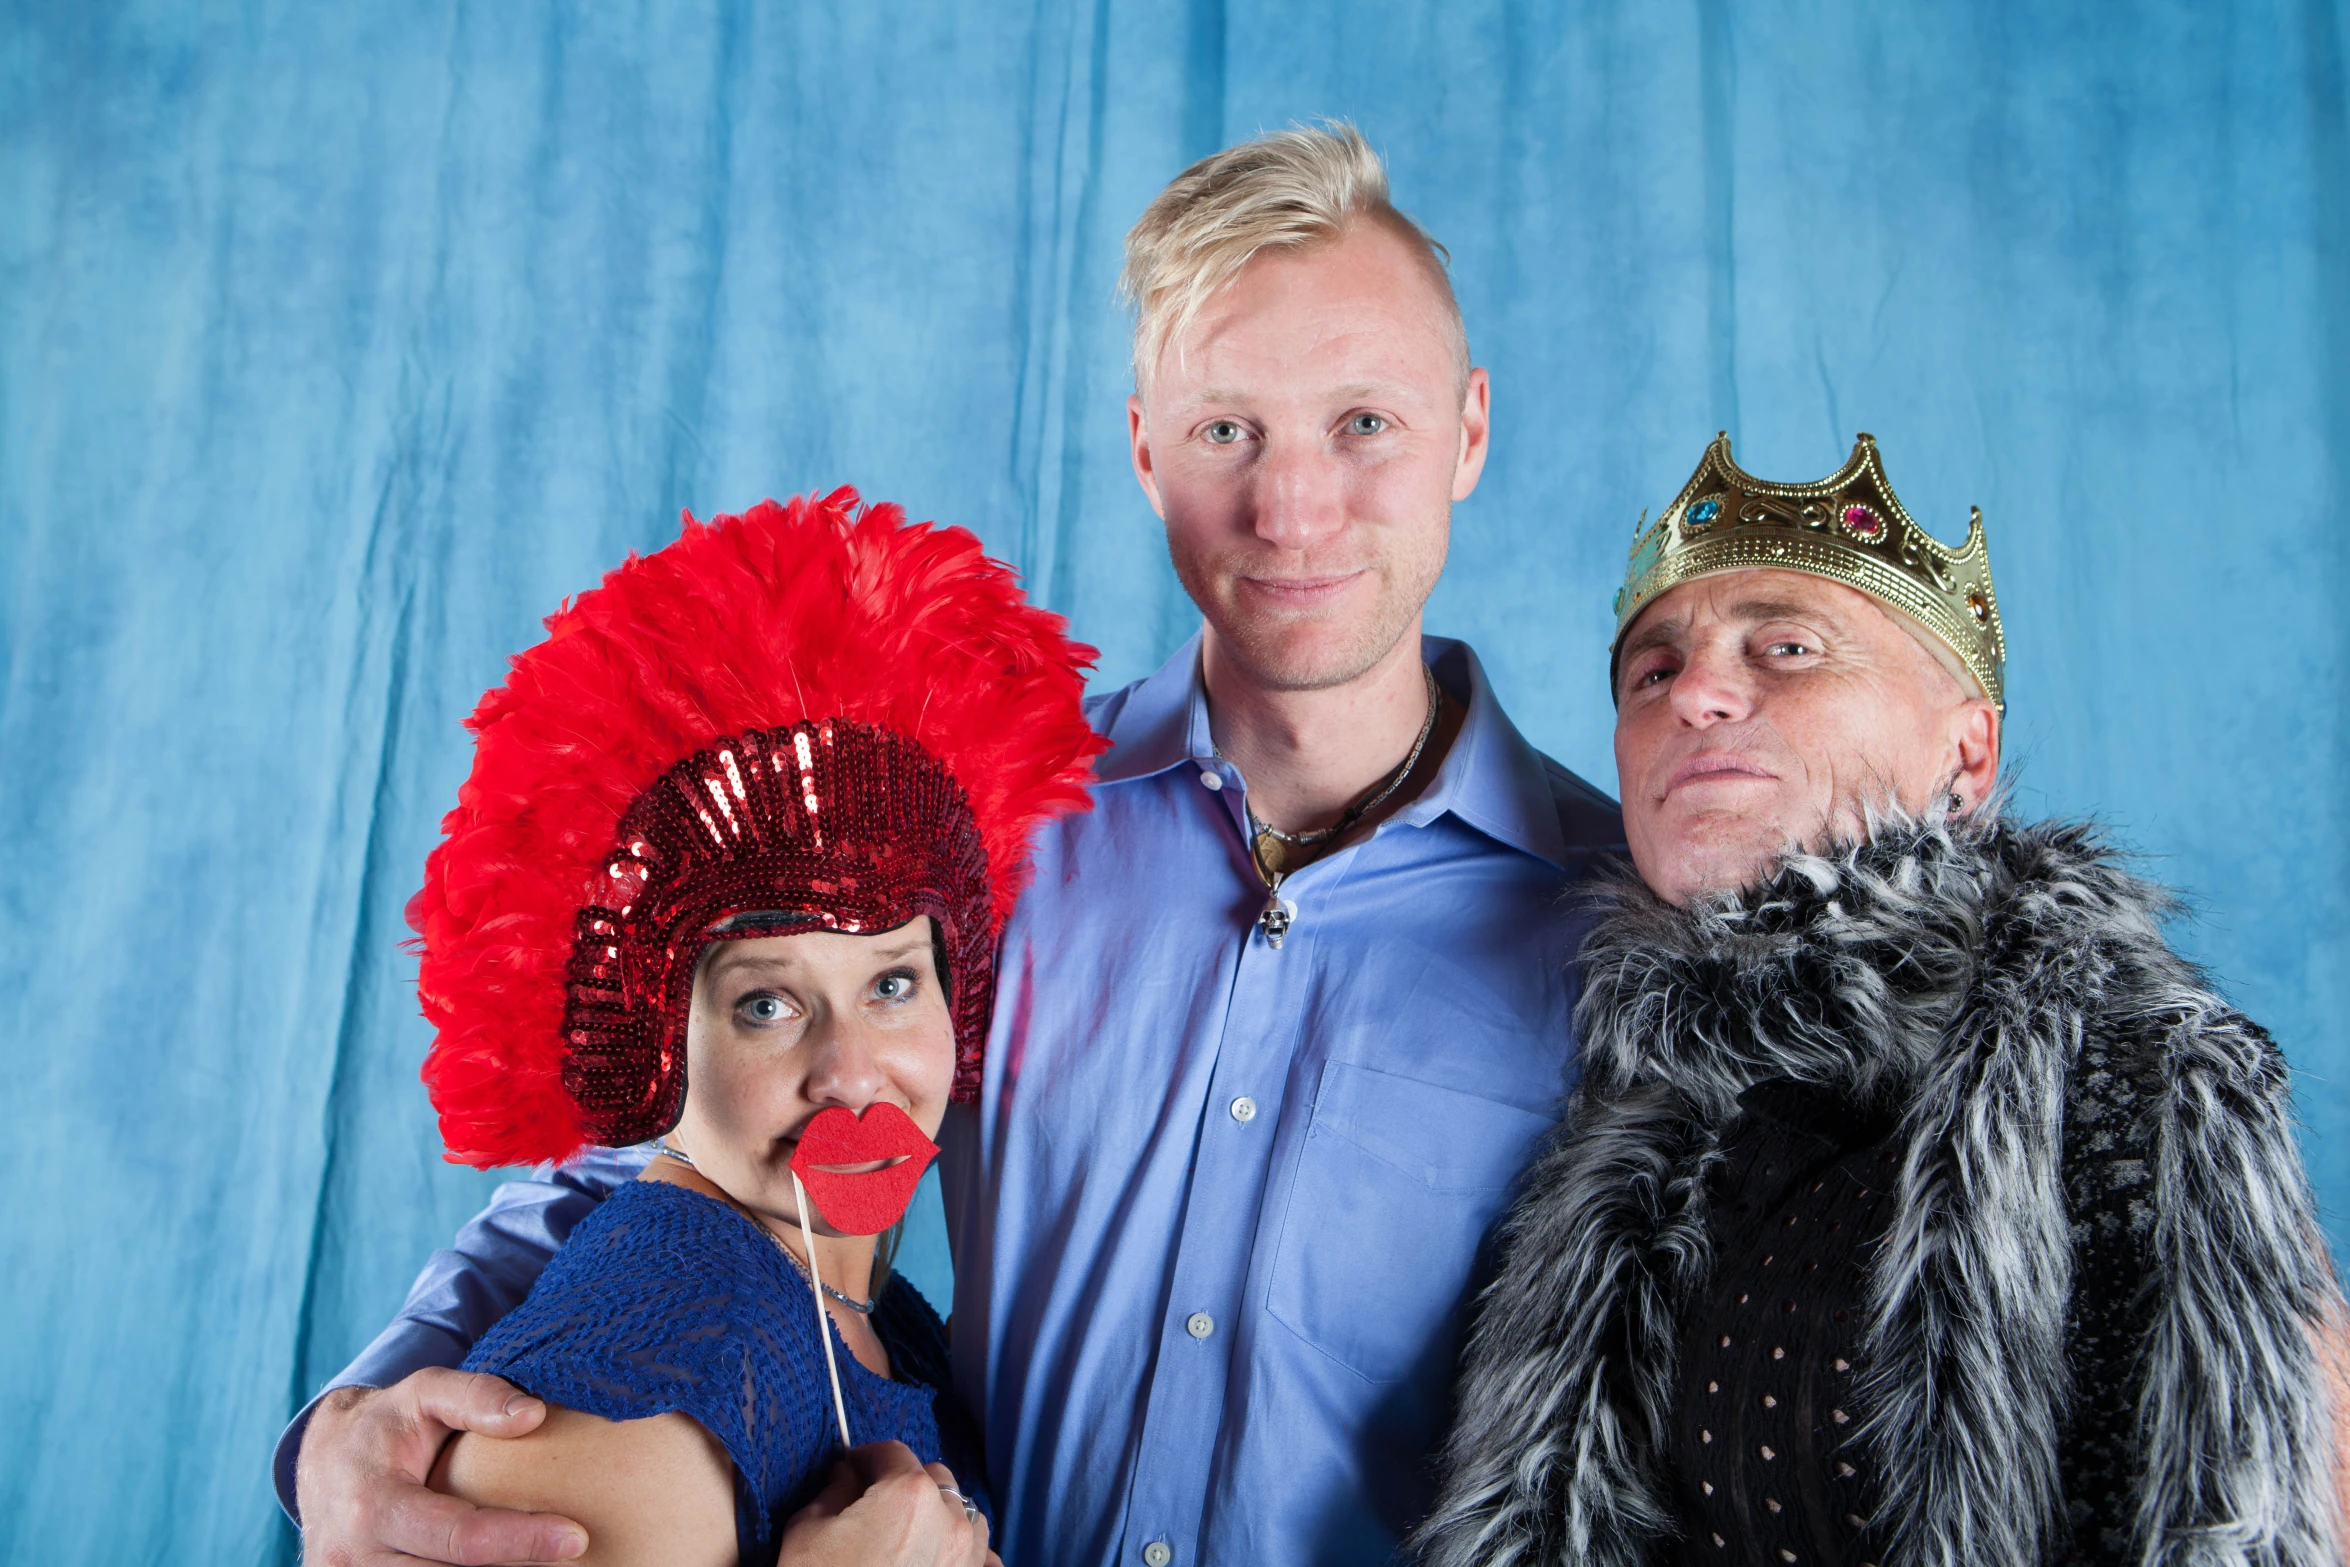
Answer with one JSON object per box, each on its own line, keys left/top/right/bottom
{"left": 1204, "top": 421, "right": 1244, "bottom": 444}
{"left": 739, "top": 994, "right": 791, "bottom": 1024}
{"left": 732, "top": 971, "right": 919, "bottom": 1025}
{"left": 1347, "top": 413, "right": 1386, "bottom": 435}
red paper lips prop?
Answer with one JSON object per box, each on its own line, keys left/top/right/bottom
{"left": 788, "top": 1103, "right": 940, "bottom": 1235}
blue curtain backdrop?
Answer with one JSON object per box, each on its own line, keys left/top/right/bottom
{"left": 3, "top": 2, "right": 2346, "bottom": 1559}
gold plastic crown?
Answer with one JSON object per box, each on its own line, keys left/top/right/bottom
{"left": 1611, "top": 432, "right": 2007, "bottom": 710}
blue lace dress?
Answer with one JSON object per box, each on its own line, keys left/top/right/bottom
{"left": 461, "top": 1178, "right": 985, "bottom": 1566}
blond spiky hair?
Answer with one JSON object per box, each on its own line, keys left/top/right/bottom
{"left": 1118, "top": 121, "right": 1469, "bottom": 390}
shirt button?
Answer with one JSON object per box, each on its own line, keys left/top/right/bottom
{"left": 1230, "top": 1096, "right": 1257, "bottom": 1123}
{"left": 1185, "top": 1311, "right": 1215, "bottom": 1340}
{"left": 1144, "top": 1543, "right": 1174, "bottom": 1567}
{"left": 1198, "top": 769, "right": 1223, "bottom": 791}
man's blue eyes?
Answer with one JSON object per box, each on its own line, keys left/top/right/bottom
{"left": 1200, "top": 416, "right": 1385, "bottom": 442}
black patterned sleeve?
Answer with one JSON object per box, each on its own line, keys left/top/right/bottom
{"left": 2056, "top": 1022, "right": 2165, "bottom": 1565}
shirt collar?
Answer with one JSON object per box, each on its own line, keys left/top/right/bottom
{"left": 1092, "top": 629, "right": 1212, "bottom": 785}
{"left": 1092, "top": 630, "right": 1574, "bottom": 872}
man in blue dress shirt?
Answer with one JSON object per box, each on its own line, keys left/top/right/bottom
{"left": 284, "top": 123, "right": 1625, "bottom": 1567}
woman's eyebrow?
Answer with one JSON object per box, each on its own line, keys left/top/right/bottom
{"left": 709, "top": 953, "right": 800, "bottom": 983}
{"left": 710, "top": 932, "right": 931, "bottom": 982}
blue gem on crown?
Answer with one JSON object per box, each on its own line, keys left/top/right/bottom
{"left": 1687, "top": 499, "right": 1721, "bottom": 524}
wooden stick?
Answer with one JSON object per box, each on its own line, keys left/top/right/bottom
{"left": 791, "top": 1171, "right": 854, "bottom": 1450}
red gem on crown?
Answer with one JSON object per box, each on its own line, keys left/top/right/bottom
{"left": 1841, "top": 503, "right": 1885, "bottom": 541}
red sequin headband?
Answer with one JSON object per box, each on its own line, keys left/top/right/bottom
{"left": 562, "top": 718, "right": 993, "bottom": 1148}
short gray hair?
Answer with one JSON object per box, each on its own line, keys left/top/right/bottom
{"left": 1118, "top": 121, "right": 1469, "bottom": 390}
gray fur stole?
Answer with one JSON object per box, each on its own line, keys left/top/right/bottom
{"left": 1414, "top": 816, "right": 2337, "bottom": 1567}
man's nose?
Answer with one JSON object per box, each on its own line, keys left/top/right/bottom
{"left": 800, "top": 1015, "right": 890, "bottom": 1111}
{"left": 1250, "top": 436, "right": 1349, "bottom": 552}
{"left": 1669, "top": 645, "right": 1754, "bottom": 727}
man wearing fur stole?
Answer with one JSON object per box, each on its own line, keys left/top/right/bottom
{"left": 1414, "top": 434, "right": 2346, "bottom": 1567}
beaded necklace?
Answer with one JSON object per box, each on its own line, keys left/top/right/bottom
{"left": 1214, "top": 663, "right": 1443, "bottom": 949}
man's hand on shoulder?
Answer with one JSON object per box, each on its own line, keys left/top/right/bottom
{"left": 296, "top": 1368, "right": 587, "bottom": 1566}
{"left": 778, "top": 1442, "right": 998, "bottom": 1567}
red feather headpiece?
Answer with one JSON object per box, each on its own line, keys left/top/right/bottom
{"left": 413, "top": 490, "right": 1104, "bottom": 1168}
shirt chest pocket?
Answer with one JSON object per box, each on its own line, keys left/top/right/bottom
{"left": 1266, "top": 1060, "right": 1556, "bottom": 1384}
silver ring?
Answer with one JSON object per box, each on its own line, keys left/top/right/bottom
{"left": 938, "top": 1483, "right": 977, "bottom": 1517}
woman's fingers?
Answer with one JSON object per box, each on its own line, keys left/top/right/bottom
{"left": 920, "top": 1461, "right": 989, "bottom": 1567}
{"left": 794, "top": 1457, "right": 867, "bottom": 1522}
{"left": 845, "top": 1440, "right": 927, "bottom": 1483}
{"left": 774, "top": 1443, "right": 984, "bottom": 1566}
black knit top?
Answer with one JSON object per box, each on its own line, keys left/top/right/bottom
{"left": 1663, "top": 1052, "right": 2159, "bottom": 1567}
{"left": 1665, "top": 1080, "right": 1901, "bottom": 1567}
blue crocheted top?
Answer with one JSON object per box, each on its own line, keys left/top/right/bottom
{"left": 461, "top": 1178, "right": 983, "bottom": 1566}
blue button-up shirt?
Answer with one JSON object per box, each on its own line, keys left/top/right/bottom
{"left": 276, "top": 634, "right": 1623, "bottom": 1564}
{"left": 944, "top": 635, "right": 1620, "bottom": 1566}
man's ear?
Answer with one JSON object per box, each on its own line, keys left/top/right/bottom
{"left": 1450, "top": 367, "right": 1491, "bottom": 503}
{"left": 1950, "top": 698, "right": 2000, "bottom": 811}
{"left": 1127, "top": 394, "right": 1167, "bottom": 520}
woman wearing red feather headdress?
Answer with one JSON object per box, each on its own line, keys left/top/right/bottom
{"left": 411, "top": 490, "right": 1101, "bottom": 1566}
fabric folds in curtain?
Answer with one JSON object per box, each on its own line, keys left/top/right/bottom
{"left": 1, "top": 2, "right": 2343, "bottom": 1558}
